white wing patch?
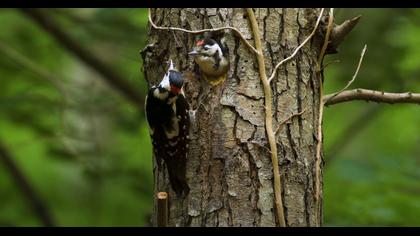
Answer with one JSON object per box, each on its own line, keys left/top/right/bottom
{"left": 153, "top": 87, "right": 169, "bottom": 100}
{"left": 163, "top": 98, "right": 180, "bottom": 139}
{"left": 164, "top": 116, "right": 180, "bottom": 139}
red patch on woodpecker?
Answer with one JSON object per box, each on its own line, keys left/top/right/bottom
{"left": 196, "top": 40, "right": 204, "bottom": 46}
{"left": 171, "top": 85, "right": 181, "bottom": 95}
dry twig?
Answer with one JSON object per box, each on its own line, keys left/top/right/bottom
{"left": 324, "top": 44, "right": 367, "bottom": 104}
{"left": 320, "top": 59, "right": 340, "bottom": 71}
{"left": 246, "top": 8, "right": 286, "bottom": 226}
{"left": 267, "top": 9, "right": 325, "bottom": 84}
{"left": 314, "top": 8, "right": 334, "bottom": 222}
{"left": 148, "top": 8, "right": 259, "bottom": 55}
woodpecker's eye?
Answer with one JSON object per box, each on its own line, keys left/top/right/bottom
{"left": 203, "top": 45, "right": 210, "bottom": 50}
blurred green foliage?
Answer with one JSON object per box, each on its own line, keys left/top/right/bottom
{"left": 323, "top": 8, "right": 420, "bottom": 226}
{"left": 0, "top": 8, "right": 418, "bottom": 226}
{"left": 0, "top": 8, "right": 152, "bottom": 226}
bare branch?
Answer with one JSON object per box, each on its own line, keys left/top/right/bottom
{"left": 268, "top": 8, "right": 325, "bottom": 84}
{"left": 0, "top": 142, "right": 56, "bottom": 226}
{"left": 18, "top": 8, "right": 144, "bottom": 109}
{"left": 324, "top": 44, "right": 368, "bottom": 104}
{"left": 148, "top": 8, "right": 259, "bottom": 55}
{"left": 324, "top": 89, "right": 420, "bottom": 106}
{"left": 327, "top": 15, "right": 362, "bottom": 54}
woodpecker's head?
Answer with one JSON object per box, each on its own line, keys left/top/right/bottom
{"left": 189, "top": 38, "right": 223, "bottom": 61}
{"left": 154, "top": 60, "right": 184, "bottom": 100}
{"left": 189, "top": 37, "right": 229, "bottom": 79}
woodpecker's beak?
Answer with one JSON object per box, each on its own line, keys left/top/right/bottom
{"left": 188, "top": 50, "right": 198, "bottom": 56}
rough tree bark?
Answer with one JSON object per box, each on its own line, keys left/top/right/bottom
{"left": 142, "top": 8, "right": 325, "bottom": 227}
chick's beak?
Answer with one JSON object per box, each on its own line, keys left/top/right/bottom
{"left": 188, "top": 50, "right": 198, "bottom": 56}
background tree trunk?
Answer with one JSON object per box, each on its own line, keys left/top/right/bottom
{"left": 142, "top": 8, "right": 324, "bottom": 227}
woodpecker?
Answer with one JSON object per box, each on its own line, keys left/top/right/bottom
{"left": 145, "top": 60, "right": 190, "bottom": 198}
{"left": 189, "top": 36, "right": 229, "bottom": 86}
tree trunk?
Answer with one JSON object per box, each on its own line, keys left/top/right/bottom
{"left": 142, "top": 8, "right": 324, "bottom": 227}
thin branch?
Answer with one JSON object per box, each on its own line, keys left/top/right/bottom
{"left": 0, "top": 142, "right": 56, "bottom": 226}
{"left": 18, "top": 8, "right": 144, "bottom": 109}
{"left": 148, "top": 8, "right": 259, "bottom": 55}
{"left": 314, "top": 8, "right": 333, "bottom": 224}
{"left": 267, "top": 8, "right": 325, "bottom": 84}
{"left": 324, "top": 44, "right": 367, "bottom": 104}
{"left": 320, "top": 59, "right": 340, "bottom": 71}
{"left": 246, "top": 8, "right": 286, "bottom": 227}
{"left": 324, "top": 89, "right": 420, "bottom": 106}
{"left": 274, "top": 109, "right": 307, "bottom": 135}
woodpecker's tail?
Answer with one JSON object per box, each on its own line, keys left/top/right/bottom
{"left": 165, "top": 157, "right": 190, "bottom": 198}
